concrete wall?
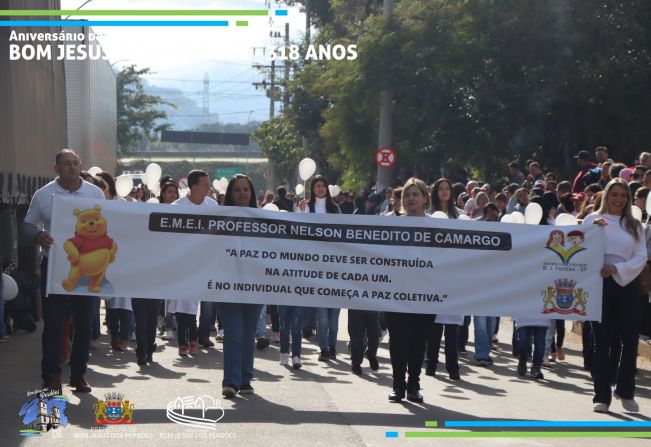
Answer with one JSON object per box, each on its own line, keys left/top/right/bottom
{"left": 0, "top": 0, "right": 68, "bottom": 205}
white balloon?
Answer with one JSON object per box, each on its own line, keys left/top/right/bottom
{"left": 632, "top": 205, "right": 643, "bottom": 221}
{"left": 332, "top": 185, "right": 341, "bottom": 197}
{"left": 431, "top": 211, "right": 449, "bottom": 219}
{"left": 179, "top": 188, "right": 189, "bottom": 198}
{"left": 524, "top": 202, "right": 543, "bottom": 225}
{"left": 500, "top": 214, "right": 515, "bottom": 223}
{"left": 646, "top": 195, "right": 651, "bottom": 216}
{"left": 556, "top": 213, "right": 578, "bottom": 226}
{"left": 115, "top": 175, "right": 133, "bottom": 198}
{"left": 298, "top": 158, "right": 317, "bottom": 181}
{"left": 295, "top": 184, "right": 305, "bottom": 196}
{"left": 87, "top": 166, "right": 102, "bottom": 176}
{"left": 146, "top": 197, "right": 159, "bottom": 203}
{"left": 219, "top": 177, "right": 229, "bottom": 191}
{"left": 212, "top": 179, "right": 220, "bottom": 190}
{"left": 263, "top": 203, "right": 280, "bottom": 211}
{"left": 149, "top": 182, "right": 161, "bottom": 196}
{"left": 145, "top": 163, "right": 162, "bottom": 187}
{"left": 458, "top": 214, "right": 470, "bottom": 220}
{"left": 328, "top": 185, "right": 335, "bottom": 196}
{"left": 511, "top": 211, "right": 525, "bottom": 224}
{"left": 2, "top": 273, "right": 18, "bottom": 301}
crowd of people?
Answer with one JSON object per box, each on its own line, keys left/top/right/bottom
{"left": 9, "top": 145, "right": 651, "bottom": 415}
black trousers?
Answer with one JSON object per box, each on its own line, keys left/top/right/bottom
{"left": 457, "top": 315, "right": 471, "bottom": 349}
{"left": 592, "top": 277, "right": 639, "bottom": 405}
{"left": 40, "top": 257, "right": 91, "bottom": 380}
{"left": 132, "top": 298, "right": 161, "bottom": 357}
{"left": 426, "top": 323, "right": 459, "bottom": 374}
{"left": 347, "top": 310, "right": 380, "bottom": 367}
{"left": 176, "top": 312, "right": 198, "bottom": 346}
{"left": 385, "top": 312, "right": 432, "bottom": 392}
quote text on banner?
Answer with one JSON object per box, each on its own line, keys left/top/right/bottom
{"left": 47, "top": 196, "right": 604, "bottom": 320}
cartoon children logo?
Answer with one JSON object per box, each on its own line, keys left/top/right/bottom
{"left": 541, "top": 278, "right": 588, "bottom": 316}
{"left": 94, "top": 392, "right": 134, "bottom": 425}
{"left": 61, "top": 205, "right": 118, "bottom": 293}
{"left": 545, "top": 230, "right": 586, "bottom": 265}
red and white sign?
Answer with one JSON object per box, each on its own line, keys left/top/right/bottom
{"left": 376, "top": 147, "right": 396, "bottom": 168}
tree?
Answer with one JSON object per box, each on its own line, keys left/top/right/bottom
{"left": 117, "top": 65, "right": 174, "bottom": 152}
{"left": 252, "top": 115, "right": 303, "bottom": 186}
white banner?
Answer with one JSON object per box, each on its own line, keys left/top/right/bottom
{"left": 47, "top": 196, "right": 604, "bottom": 320}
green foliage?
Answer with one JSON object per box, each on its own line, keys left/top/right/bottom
{"left": 266, "top": 0, "right": 651, "bottom": 191}
{"left": 117, "top": 65, "right": 175, "bottom": 152}
{"left": 251, "top": 115, "right": 303, "bottom": 186}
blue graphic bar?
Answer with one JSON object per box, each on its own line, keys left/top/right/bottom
{"left": 385, "top": 431, "right": 399, "bottom": 438}
{"left": 275, "top": 10, "right": 288, "bottom": 16}
{"left": 0, "top": 20, "right": 229, "bottom": 27}
{"left": 445, "top": 421, "right": 651, "bottom": 428}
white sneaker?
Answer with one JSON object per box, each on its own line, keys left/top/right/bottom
{"left": 216, "top": 329, "right": 224, "bottom": 341}
{"left": 614, "top": 393, "right": 640, "bottom": 412}
{"left": 292, "top": 356, "right": 302, "bottom": 369}
{"left": 593, "top": 402, "right": 609, "bottom": 413}
{"left": 162, "top": 329, "right": 175, "bottom": 340}
{"left": 280, "top": 353, "right": 289, "bottom": 366}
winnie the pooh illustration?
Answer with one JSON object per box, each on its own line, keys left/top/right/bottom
{"left": 61, "top": 204, "right": 117, "bottom": 293}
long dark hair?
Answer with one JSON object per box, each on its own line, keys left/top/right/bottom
{"left": 308, "top": 175, "right": 340, "bottom": 213}
{"left": 430, "top": 178, "right": 459, "bottom": 218}
{"left": 159, "top": 181, "right": 179, "bottom": 204}
{"left": 97, "top": 172, "right": 117, "bottom": 198}
{"left": 224, "top": 174, "right": 257, "bottom": 208}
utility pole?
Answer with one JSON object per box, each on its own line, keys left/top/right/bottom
{"left": 305, "top": 0, "right": 311, "bottom": 45}
{"left": 376, "top": 0, "right": 394, "bottom": 191}
{"left": 284, "top": 23, "right": 290, "bottom": 111}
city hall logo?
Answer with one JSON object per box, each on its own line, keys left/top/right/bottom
{"left": 18, "top": 388, "right": 68, "bottom": 436}
{"left": 167, "top": 395, "right": 225, "bottom": 430}
{"left": 545, "top": 230, "right": 586, "bottom": 265}
{"left": 542, "top": 279, "right": 588, "bottom": 316}
{"left": 94, "top": 392, "right": 134, "bottom": 425}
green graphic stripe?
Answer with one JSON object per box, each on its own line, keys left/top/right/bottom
{"left": 424, "top": 421, "right": 438, "bottom": 427}
{"left": 236, "top": 21, "right": 248, "bottom": 26}
{"left": 1, "top": 10, "right": 269, "bottom": 16}
{"left": 405, "top": 431, "right": 651, "bottom": 438}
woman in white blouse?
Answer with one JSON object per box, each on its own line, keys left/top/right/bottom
{"left": 584, "top": 178, "right": 647, "bottom": 413}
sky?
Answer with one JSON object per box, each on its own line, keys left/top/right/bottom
{"left": 59, "top": 0, "right": 307, "bottom": 124}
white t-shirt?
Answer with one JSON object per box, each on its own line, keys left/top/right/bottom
{"left": 23, "top": 178, "right": 105, "bottom": 256}
{"left": 173, "top": 195, "right": 219, "bottom": 206}
{"left": 170, "top": 194, "right": 216, "bottom": 313}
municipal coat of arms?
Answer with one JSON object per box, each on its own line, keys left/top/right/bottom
{"left": 542, "top": 278, "right": 588, "bottom": 316}
{"left": 94, "top": 392, "right": 134, "bottom": 425}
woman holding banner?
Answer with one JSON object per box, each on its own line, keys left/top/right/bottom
{"left": 386, "top": 178, "right": 435, "bottom": 403}
{"left": 584, "top": 178, "right": 646, "bottom": 413}
{"left": 215, "top": 175, "right": 264, "bottom": 398}
{"left": 425, "top": 178, "right": 462, "bottom": 380}
{"left": 299, "top": 175, "right": 342, "bottom": 362}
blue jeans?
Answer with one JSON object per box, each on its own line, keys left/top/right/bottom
{"left": 256, "top": 305, "right": 267, "bottom": 338}
{"left": 279, "top": 306, "right": 303, "bottom": 357}
{"left": 517, "top": 326, "right": 547, "bottom": 368}
{"left": 90, "top": 297, "right": 101, "bottom": 340}
{"left": 473, "top": 316, "right": 496, "bottom": 361}
{"left": 198, "top": 301, "right": 218, "bottom": 338}
{"left": 317, "top": 308, "right": 340, "bottom": 352}
{"left": 108, "top": 308, "right": 131, "bottom": 340}
{"left": 215, "top": 302, "right": 262, "bottom": 389}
